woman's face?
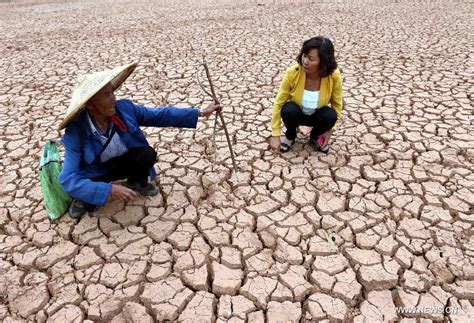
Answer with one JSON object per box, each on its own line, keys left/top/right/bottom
{"left": 302, "top": 48, "right": 320, "bottom": 75}
{"left": 87, "top": 83, "right": 116, "bottom": 118}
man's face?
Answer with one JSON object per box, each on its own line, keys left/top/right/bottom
{"left": 87, "top": 83, "right": 116, "bottom": 118}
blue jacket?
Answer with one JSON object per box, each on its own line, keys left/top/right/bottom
{"left": 59, "top": 99, "right": 199, "bottom": 206}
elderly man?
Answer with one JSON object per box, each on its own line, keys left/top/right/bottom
{"left": 59, "top": 62, "right": 220, "bottom": 220}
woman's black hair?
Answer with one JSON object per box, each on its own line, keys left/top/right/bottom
{"left": 296, "top": 36, "right": 338, "bottom": 77}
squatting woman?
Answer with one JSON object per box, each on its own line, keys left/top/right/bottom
{"left": 270, "top": 36, "right": 343, "bottom": 154}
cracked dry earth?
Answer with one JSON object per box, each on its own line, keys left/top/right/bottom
{"left": 0, "top": 0, "right": 473, "bottom": 322}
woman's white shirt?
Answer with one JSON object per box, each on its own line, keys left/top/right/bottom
{"left": 301, "top": 89, "right": 320, "bottom": 115}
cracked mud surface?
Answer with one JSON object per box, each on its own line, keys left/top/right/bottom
{"left": 1, "top": 0, "right": 473, "bottom": 321}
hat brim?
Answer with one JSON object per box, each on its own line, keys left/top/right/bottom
{"left": 58, "top": 62, "right": 137, "bottom": 130}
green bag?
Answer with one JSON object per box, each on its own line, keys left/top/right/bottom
{"left": 39, "top": 140, "right": 72, "bottom": 220}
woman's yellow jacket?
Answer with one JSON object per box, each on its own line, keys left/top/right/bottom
{"left": 271, "top": 64, "right": 343, "bottom": 137}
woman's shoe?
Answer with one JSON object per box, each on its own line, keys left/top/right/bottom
{"left": 280, "top": 137, "right": 295, "bottom": 153}
{"left": 311, "top": 136, "right": 330, "bottom": 154}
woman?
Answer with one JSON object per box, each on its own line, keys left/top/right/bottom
{"left": 269, "top": 36, "right": 342, "bottom": 153}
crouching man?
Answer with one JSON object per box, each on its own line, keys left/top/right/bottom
{"left": 59, "top": 62, "right": 220, "bottom": 220}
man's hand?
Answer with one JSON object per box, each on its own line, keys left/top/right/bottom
{"left": 200, "top": 102, "right": 221, "bottom": 118}
{"left": 110, "top": 184, "right": 137, "bottom": 201}
{"left": 269, "top": 136, "right": 281, "bottom": 154}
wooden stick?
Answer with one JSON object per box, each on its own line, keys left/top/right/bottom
{"left": 201, "top": 60, "right": 238, "bottom": 173}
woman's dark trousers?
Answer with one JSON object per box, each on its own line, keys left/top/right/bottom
{"left": 281, "top": 102, "right": 337, "bottom": 141}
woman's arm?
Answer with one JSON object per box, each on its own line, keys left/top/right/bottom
{"left": 330, "top": 69, "right": 343, "bottom": 130}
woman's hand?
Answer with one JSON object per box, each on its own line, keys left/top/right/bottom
{"left": 200, "top": 102, "right": 221, "bottom": 118}
{"left": 110, "top": 184, "right": 137, "bottom": 201}
{"left": 269, "top": 136, "right": 281, "bottom": 154}
{"left": 320, "top": 129, "right": 333, "bottom": 147}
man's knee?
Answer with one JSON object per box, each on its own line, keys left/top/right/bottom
{"left": 134, "top": 146, "right": 157, "bottom": 166}
{"left": 143, "top": 146, "right": 157, "bottom": 164}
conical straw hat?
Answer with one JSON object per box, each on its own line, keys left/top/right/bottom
{"left": 59, "top": 62, "right": 137, "bottom": 130}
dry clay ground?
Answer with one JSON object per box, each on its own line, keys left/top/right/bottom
{"left": 0, "top": 0, "right": 473, "bottom": 322}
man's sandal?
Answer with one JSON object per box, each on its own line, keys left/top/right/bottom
{"left": 126, "top": 181, "right": 159, "bottom": 197}
{"left": 68, "top": 199, "right": 98, "bottom": 224}
{"left": 280, "top": 138, "right": 295, "bottom": 153}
